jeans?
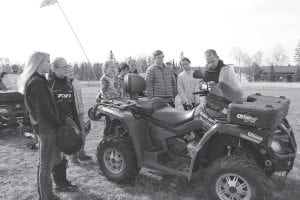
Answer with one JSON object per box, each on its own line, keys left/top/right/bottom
{"left": 37, "top": 125, "right": 62, "bottom": 200}
{"left": 73, "top": 114, "right": 87, "bottom": 157}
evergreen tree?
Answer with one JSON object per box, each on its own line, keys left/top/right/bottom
{"left": 296, "top": 66, "right": 300, "bottom": 82}
{"left": 270, "top": 65, "right": 276, "bottom": 82}
{"left": 295, "top": 40, "right": 300, "bottom": 66}
{"left": 93, "top": 63, "right": 103, "bottom": 80}
{"left": 108, "top": 50, "right": 116, "bottom": 62}
{"left": 180, "top": 52, "right": 184, "bottom": 60}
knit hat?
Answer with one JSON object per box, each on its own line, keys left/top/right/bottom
{"left": 152, "top": 50, "right": 164, "bottom": 57}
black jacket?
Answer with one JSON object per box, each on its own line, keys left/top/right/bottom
{"left": 48, "top": 74, "right": 80, "bottom": 129}
{"left": 24, "top": 72, "right": 63, "bottom": 130}
{"left": 204, "top": 60, "right": 225, "bottom": 83}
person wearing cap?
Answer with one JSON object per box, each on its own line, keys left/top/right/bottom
{"left": 48, "top": 57, "right": 79, "bottom": 192}
{"left": 166, "top": 61, "right": 178, "bottom": 80}
{"left": 117, "top": 62, "right": 130, "bottom": 100}
{"left": 127, "top": 59, "right": 138, "bottom": 74}
{"left": 177, "top": 57, "right": 201, "bottom": 110}
{"left": 145, "top": 50, "right": 177, "bottom": 107}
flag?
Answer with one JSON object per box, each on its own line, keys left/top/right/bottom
{"left": 40, "top": 0, "right": 57, "bottom": 8}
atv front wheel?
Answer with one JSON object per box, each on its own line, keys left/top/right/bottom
{"left": 97, "top": 137, "right": 139, "bottom": 183}
{"left": 204, "top": 156, "right": 273, "bottom": 200}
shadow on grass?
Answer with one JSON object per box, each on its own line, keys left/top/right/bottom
{"left": 67, "top": 190, "right": 105, "bottom": 200}
{"left": 114, "top": 170, "right": 206, "bottom": 200}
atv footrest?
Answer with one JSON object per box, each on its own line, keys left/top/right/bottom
{"left": 164, "top": 161, "right": 190, "bottom": 173}
{"left": 143, "top": 150, "right": 168, "bottom": 163}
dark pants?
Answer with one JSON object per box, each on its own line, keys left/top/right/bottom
{"left": 37, "top": 126, "right": 62, "bottom": 200}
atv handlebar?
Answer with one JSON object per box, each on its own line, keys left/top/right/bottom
{"left": 119, "top": 102, "right": 137, "bottom": 111}
{"left": 193, "top": 90, "right": 209, "bottom": 97}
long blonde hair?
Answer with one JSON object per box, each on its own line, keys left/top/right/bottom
{"left": 18, "top": 52, "right": 49, "bottom": 94}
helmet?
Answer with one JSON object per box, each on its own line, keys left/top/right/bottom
{"left": 57, "top": 125, "right": 82, "bottom": 155}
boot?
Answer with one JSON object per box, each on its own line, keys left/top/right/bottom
{"left": 78, "top": 153, "right": 92, "bottom": 161}
{"left": 38, "top": 194, "right": 61, "bottom": 200}
{"left": 52, "top": 158, "right": 78, "bottom": 192}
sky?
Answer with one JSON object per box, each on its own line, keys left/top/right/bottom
{"left": 0, "top": 0, "right": 299, "bottom": 66}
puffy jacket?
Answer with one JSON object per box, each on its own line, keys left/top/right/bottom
{"left": 145, "top": 64, "right": 177, "bottom": 102}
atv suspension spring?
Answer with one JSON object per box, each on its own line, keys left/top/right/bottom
{"left": 227, "top": 146, "right": 232, "bottom": 156}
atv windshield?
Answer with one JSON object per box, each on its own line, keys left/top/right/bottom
{"left": 219, "top": 66, "right": 243, "bottom": 102}
{"left": 210, "top": 66, "right": 243, "bottom": 102}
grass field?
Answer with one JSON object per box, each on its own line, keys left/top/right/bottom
{"left": 0, "top": 82, "right": 299, "bottom": 200}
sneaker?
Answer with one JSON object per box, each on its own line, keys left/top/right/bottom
{"left": 71, "top": 157, "right": 80, "bottom": 165}
{"left": 55, "top": 182, "right": 78, "bottom": 192}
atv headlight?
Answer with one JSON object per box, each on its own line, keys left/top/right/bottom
{"left": 271, "top": 140, "right": 282, "bottom": 153}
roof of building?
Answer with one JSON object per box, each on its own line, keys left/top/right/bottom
{"left": 261, "top": 66, "right": 298, "bottom": 74}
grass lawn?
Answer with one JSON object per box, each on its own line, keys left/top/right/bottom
{"left": 0, "top": 82, "right": 299, "bottom": 200}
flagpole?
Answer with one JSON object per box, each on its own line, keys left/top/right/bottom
{"left": 56, "top": 0, "right": 97, "bottom": 80}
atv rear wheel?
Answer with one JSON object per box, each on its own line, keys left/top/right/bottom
{"left": 204, "top": 156, "right": 273, "bottom": 200}
{"left": 97, "top": 136, "right": 139, "bottom": 183}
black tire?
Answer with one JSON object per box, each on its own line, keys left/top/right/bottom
{"left": 97, "top": 136, "right": 139, "bottom": 183}
{"left": 204, "top": 155, "right": 273, "bottom": 200}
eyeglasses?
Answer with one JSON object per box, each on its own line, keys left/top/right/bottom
{"left": 55, "top": 65, "right": 72, "bottom": 71}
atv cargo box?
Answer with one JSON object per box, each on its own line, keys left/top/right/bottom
{"left": 227, "top": 97, "right": 289, "bottom": 129}
{"left": 247, "top": 93, "right": 290, "bottom": 117}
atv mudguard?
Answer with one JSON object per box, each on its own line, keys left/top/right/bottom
{"left": 98, "top": 106, "right": 149, "bottom": 166}
{"left": 188, "top": 123, "right": 262, "bottom": 180}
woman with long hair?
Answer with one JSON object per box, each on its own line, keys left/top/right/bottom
{"left": 19, "top": 52, "right": 64, "bottom": 200}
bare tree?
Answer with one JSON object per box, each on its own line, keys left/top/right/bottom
{"left": 252, "top": 51, "right": 264, "bottom": 66}
{"left": 231, "top": 47, "right": 253, "bottom": 81}
{"left": 270, "top": 44, "right": 288, "bottom": 66}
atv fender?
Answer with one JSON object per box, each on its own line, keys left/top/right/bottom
{"left": 98, "top": 106, "right": 148, "bottom": 167}
{"left": 188, "top": 123, "right": 247, "bottom": 180}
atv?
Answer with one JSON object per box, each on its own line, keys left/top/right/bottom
{"left": 0, "top": 90, "right": 31, "bottom": 129}
{"left": 88, "top": 73, "right": 297, "bottom": 200}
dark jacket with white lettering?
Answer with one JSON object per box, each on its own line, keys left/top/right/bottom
{"left": 48, "top": 74, "right": 80, "bottom": 129}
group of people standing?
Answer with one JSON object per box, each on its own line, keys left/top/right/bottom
{"left": 98, "top": 50, "right": 202, "bottom": 110}
{"left": 17, "top": 48, "right": 243, "bottom": 200}
{"left": 98, "top": 49, "right": 239, "bottom": 112}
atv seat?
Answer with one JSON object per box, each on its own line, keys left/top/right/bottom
{"left": 151, "top": 107, "right": 195, "bottom": 127}
{"left": 135, "top": 97, "right": 168, "bottom": 116}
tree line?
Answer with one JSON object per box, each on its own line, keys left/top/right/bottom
{"left": 1, "top": 42, "right": 300, "bottom": 82}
